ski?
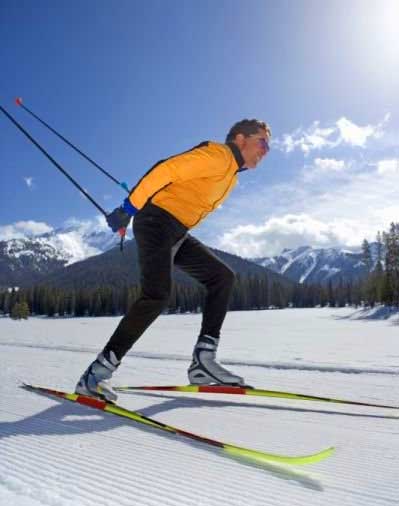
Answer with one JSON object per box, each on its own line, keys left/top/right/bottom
{"left": 115, "top": 384, "right": 399, "bottom": 410}
{"left": 22, "top": 383, "right": 334, "bottom": 466}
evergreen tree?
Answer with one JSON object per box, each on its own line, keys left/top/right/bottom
{"left": 373, "top": 231, "right": 385, "bottom": 303}
{"left": 361, "top": 239, "right": 372, "bottom": 273}
{"left": 270, "top": 281, "right": 283, "bottom": 308}
{"left": 327, "top": 280, "right": 335, "bottom": 307}
{"left": 383, "top": 223, "right": 399, "bottom": 306}
{"left": 11, "top": 301, "right": 30, "bottom": 320}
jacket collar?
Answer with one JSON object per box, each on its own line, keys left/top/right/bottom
{"left": 226, "top": 142, "right": 246, "bottom": 171}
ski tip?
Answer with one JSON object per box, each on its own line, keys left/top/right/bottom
{"left": 15, "top": 97, "right": 23, "bottom": 106}
{"left": 224, "top": 444, "right": 335, "bottom": 466}
{"left": 292, "top": 445, "right": 336, "bottom": 465}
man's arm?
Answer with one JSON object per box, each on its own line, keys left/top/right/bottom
{"left": 129, "top": 143, "right": 230, "bottom": 210}
{"left": 105, "top": 143, "right": 230, "bottom": 234}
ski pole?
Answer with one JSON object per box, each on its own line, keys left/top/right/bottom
{"left": 0, "top": 104, "right": 108, "bottom": 217}
{"left": 15, "top": 97, "right": 129, "bottom": 193}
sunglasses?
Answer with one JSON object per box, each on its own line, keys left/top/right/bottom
{"left": 249, "top": 135, "right": 270, "bottom": 151}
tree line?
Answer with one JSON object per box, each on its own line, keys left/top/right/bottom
{"left": 0, "top": 275, "right": 382, "bottom": 320}
{"left": 1, "top": 275, "right": 292, "bottom": 318}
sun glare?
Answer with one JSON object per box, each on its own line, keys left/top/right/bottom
{"left": 373, "top": 1, "right": 399, "bottom": 61}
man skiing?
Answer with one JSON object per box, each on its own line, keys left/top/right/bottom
{"left": 75, "top": 119, "right": 271, "bottom": 401}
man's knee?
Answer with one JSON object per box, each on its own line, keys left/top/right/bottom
{"left": 141, "top": 286, "right": 171, "bottom": 309}
{"left": 225, "top": 266, "right": 236, "bottom": 287}
{"left": 217, "top": 264, "right": 236, "bottom": 289}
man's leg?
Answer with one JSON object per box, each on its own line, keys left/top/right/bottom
{"left": 75, "top": 208, "right": 185, "bottom": 400}
{"left": 103, "top": 220, "right": 175, "bottom": 360}
{"left": 174, "top": 235, "right": 235, "bottom": 337}
{"left": 174, "top": 235, "right": 245, "bottom": 385}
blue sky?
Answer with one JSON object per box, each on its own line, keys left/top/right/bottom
{"left": 1, "top": 0, "right": 398, "bottom": 256}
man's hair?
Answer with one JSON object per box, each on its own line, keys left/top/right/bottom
{"left": 225, "top": 119, "right": 272, "bottom": 143}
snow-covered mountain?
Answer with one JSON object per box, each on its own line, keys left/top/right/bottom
{"left": 0, "top": 220, "right": 119, "bottom": 287}
{"left": 251, "top": 245, "right": 373, "bottom": 285}
{"left": 39, "top": 223, "right": 118, "bottom": 264}
{"left": 1, "top": 217, "right": 376, "bottom": 289}
{"left": 0, "top": 222, "right": 292, "bottom": 290}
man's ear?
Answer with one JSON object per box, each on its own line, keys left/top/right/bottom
{"left": 233, "top": 133, "right": 246, "bottom": 148}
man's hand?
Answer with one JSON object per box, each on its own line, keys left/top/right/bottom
{"left": 106, "top": 207, "right": 132, "bottom": 233}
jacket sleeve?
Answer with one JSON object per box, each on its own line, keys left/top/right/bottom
{"left": 128, "top": 143, "right": 230, "bottom": 210}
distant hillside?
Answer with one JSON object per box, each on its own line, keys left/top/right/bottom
{"left": 37, "top": 239, "right": 295, "bottom": 291}
{"left": 0, "top": 239, "right": 68, "bottom": 288}
{"left": 0, "top": 222, "right": 116, "bottom": 288}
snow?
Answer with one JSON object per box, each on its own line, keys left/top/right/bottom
{"left": 1, "top": 307, "right": 398, "bottom": 506}
{"left": 319, "top": 265, "right": 341, "bottom": 279}
{"left": 298, "top": 253, "right": 317, "bottom": 283}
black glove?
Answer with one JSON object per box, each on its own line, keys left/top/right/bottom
{"left": 106, "top": 207, "right": 132, "bottom": 233}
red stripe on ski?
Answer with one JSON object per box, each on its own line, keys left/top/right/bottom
{"left": 175, "top": 428, "right": 224, "bottom": 448}
{"left": 197, "top": 385, "right": 247, "bottom": 395}
{"left": 76, "top": 395, "right": 107, "bottom": 410}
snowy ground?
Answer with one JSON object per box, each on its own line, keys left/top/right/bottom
{"left": 1, "top": 307, "right": 398, "bottom": 506}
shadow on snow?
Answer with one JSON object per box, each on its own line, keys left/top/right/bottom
{"left": 0, "top": 389, "right": 332, "bottom": 492}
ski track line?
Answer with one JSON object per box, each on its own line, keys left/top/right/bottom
{"left": 0, "top": 487, "right": 45, "bottom": 506}
{"left": 1, "top": 442, "right": 244, "bottom": 506}
{"left": 328, "top": 485, "right": 398, "bottom": 506}
{"left": 2, "top": 402, "right": 395, "bottom": 504}
{"left": 1, "top": 443, "right": 301, "bottom": 506}
{"left": 1, "top": 402, "right": 353, "bottom": 505}
{"left": 0, "top": 341, "right": 396, "bottom": 376}
{"left": 312, "top": 443, "right": 399, "bottom": 503}
{"left": 1, "top": 407, "right": 397, "bottom": 505}
{"left": 181, "top": 404, "right": 399, "bottom": 501}
{"left": 0, "top": 414, "right": 294, "bottom": 506}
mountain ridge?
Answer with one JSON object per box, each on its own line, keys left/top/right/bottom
{"left": 0, "top": 223, "right": 375, "bottom": 288}
{"left": 250, "top": 244, "right": 378, "bottom": 285}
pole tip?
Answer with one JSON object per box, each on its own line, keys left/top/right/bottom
{"left": 15, "top": 97, "right": 23, "bottom": 106}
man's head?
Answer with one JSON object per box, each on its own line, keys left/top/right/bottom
{"left": 226, "top": 119, "right": 271, "bottom": 169}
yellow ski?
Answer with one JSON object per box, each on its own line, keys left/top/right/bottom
{"left": 115, "top": 384, "right": 398, "bottom": 410}
{"left": 22, "top": 384, "right": 335, "bottom": 466}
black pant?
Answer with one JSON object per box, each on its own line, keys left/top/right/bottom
{"left": 104, "top": 204, "right": 235, "bottom": 361}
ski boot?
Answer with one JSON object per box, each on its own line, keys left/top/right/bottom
{"left": 188, "top": 335, "right": 247, "bottom": 386}
{"left": 75, "top": 350, "right": 120, "bottom": 402}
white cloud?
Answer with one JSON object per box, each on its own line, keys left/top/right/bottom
{"left": 377, "top": 159, "right": 399, "bottom": 175}
{"left": 313, "top": 158, "right": 346, "bottom": 173}
{"left": 63, "top": 215, "right": 108, "bottom": 233}
{"left": 374, "top": 205, "right": 399, "bottom": 224}
{"left": 207, "top": 146, "right": 399, "bottom": 257}
{"left": 0, "top": 221, "right": 53, "bottom": 241}
{"left": 276, "top": 122, "right": 336, "bottom": 154}
{"left": 218, "top": 214, "right": 366, "bottom": 257}
{"left": 52, "top": 231, "right": 99, "bottom": 264}
{"left": 336, "top": 114, "right": 389, "bottom": 147}
{"left": 63, "top": 214, "right": 109, "bottom": 233}
{"left": 24, "top": 177, "right": 34, "bottom": 188}
{"left": 275, "top": 114, "right": 390, "bottom": 154}
{"left": 301, "top": 158, "right": 347, "bottom": 183}
{"left": 46, "top": 215, "right": 112, "bottom": 264}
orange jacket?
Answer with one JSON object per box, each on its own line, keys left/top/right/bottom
{"left": 128, "top": 141, "right": 245, "bottom": 228}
